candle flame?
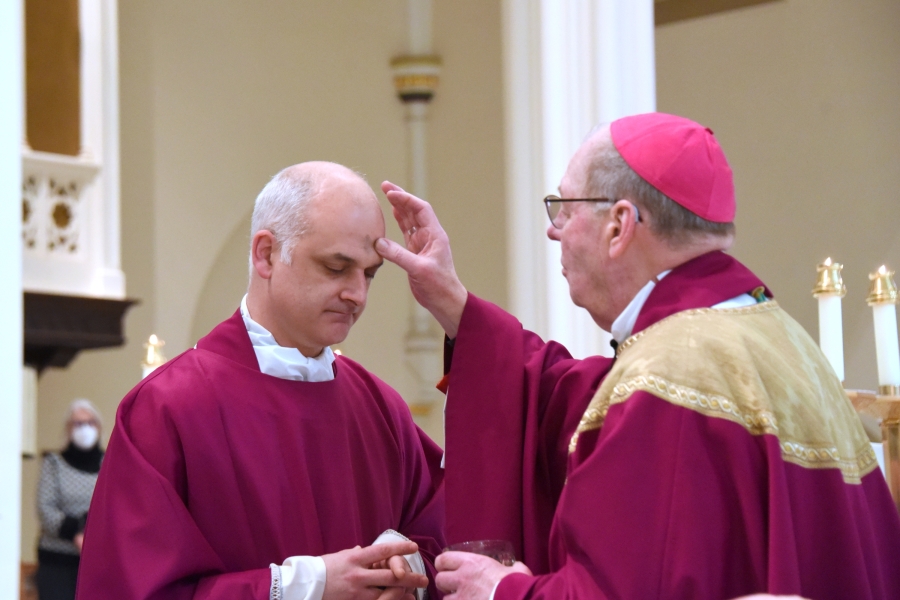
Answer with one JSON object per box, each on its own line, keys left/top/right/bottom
{"left": 149, "top": 334, "right": 158, "bottom": 344}
{"left": 334, "top": 349, "right": 343, "bottom": 356}
{"left": 824, "top": 257, "right": 832, "bottom": 266}
{"left": 879, "top": 265, "right": 888, "bottom": 275}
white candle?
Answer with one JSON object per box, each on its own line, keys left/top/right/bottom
{"left": 818, "top": 295, "right": 844, "bottom": 381}
{"left": 141, "top": 334, "right": 167, "bottom": 379}
{"left": 873, "top": 303, "right": 900, "bottom": 387}
{"left": 813, "top": 258, "right": 846, "bottom": 381}
{"left": 868, "top": 265, "right": 900, "bottom": 389}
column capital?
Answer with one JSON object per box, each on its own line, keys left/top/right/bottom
{"left": 390, "top": 55, "right": 442, "bottom": 103}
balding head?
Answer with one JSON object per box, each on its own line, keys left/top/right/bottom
{"left": 246, "top": 161, "right": 385, "bottom": 356}
{"left": 250, "top": 161, "right": 379, "bottom": 267}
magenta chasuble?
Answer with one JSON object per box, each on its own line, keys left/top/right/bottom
{"left": 444, "top": 251, "right": 900, "bottom": 599}
{"left": 77, "top": 311, "right": 445, "bottom": 600}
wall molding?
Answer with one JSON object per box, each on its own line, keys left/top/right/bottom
{"left": 655, "top": 0, "right": 782, "bottom": 26}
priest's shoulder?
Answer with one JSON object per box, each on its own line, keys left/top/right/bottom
{"left": 335, "top": 354, "right": 407, "bottom": 409}
{"left": 118, "top": 348, "right": 213, "bottom": 416}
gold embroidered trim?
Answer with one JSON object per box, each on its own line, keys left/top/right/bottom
{"left": 569, "top": 373, "right": 878, "bottom": 483}
{"left": 571, "top": 302, "right": 878, "bottom": 484}
{"left": 615, "top": 302, "right": 779, "bottom": 358}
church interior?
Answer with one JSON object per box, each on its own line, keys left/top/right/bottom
{"left": 6, "top": 0, "right": 900, "bottom": 596}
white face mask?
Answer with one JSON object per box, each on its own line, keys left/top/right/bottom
{"left": 71, "top": 424, "right": 99, "bottom": 450}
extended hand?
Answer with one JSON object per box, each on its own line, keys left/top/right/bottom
{"left": 322, "top": 542, "right": 427, "bottom": 600}
{"left": 435, "top": 552, "right": 533, "bottom": 600}
{"left": 376, "top": 182, "right": 468, "bottom": 339}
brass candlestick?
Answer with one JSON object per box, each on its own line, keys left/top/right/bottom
{"left": 812, "top": 257, "right": 846, "bottom": 298}
{"left": 867, "top": 265, "right": 898, "bottom": 306}
{"left": 848, "top": 389, "right": 900, "bottom": 513}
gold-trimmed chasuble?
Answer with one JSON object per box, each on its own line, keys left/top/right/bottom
{"left": 570, "top": 302, "right": 877, "bottom": 484}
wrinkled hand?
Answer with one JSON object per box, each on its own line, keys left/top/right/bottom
{"left": 376, "top": 182, "right": 468, "bottom": 338}
{"left": 322, "top": 542, "right": 427, "bottom": 600}
{"left": 435, "top": 551, "right": 532, "bottom": 600}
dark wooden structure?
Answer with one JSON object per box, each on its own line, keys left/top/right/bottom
{"left": 24, "top": 292, "right": 136, "bottom": 374}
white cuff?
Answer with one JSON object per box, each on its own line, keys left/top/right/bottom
{"left": 488, "top": 579, "right": 501, "bottom": 600}
{"left": 374, "top": 529, "right": 427, "bottom": 600}
{"left": 269, "top": 555, "right": 326, "bottom": 600}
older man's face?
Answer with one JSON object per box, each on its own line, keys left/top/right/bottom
{"left": 548, "top": 136, "right": 614, "bottom": 325}
{"left": 264, "top": 177, "right": 385, "bottom": 358}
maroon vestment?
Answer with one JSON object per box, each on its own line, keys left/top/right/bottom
{"left": 444, "top": 251, "right": 900, "bottom": 599}
{"left": 77, "top": 311, "right": 445, "bottom": 600}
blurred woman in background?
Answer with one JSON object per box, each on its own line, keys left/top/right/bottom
{"left": 35, "top": 399, "right": 104, "bottom": 600}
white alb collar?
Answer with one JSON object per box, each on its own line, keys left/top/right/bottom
{"left": 610, "top": 271, "right": 671, "bottom": 343}
{"left": 240, "top": 295, "right": 335, "bottom": 382}
{"left": 609, "top": 271, "right": 758, "bottom": 344}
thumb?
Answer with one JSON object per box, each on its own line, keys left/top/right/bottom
{"left": 376, "top": 238, "right": 419, "bottom": 273}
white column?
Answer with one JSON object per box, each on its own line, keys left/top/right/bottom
{"left": 393, "top": 0, "right": 443, "bottom": 414}
{"left": 407, "top": 0, "right": 433, "bottom": 55}
{"left": 0, "top": 0, "right": 24, "bottom": 595}
{"left": 100, "top": 0, "right": 123, "bottom": 293}
{"left": 82, "top": 0, "right": 125, "bottom": 296}
{"left": 503, "top": 0, "right": 655, "bottom": 358}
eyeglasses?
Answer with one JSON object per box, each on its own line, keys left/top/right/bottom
{"left": 543, "top": 195, "right": 642, "bottom": 228}
{"left": 543, "top": 195, "right": 613, "bottom": 228}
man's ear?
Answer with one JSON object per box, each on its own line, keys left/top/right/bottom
{"left": 607, "top": 200, "right": 640, "bottom": 259}
{"left": 251, "top": 230, "right": 277, "bottom": 280}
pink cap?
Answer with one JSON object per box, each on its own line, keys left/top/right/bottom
{"left": 610, "top": 113, "right": 735, "bottom": 223}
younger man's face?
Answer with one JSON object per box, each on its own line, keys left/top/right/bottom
{"left": 265, "top": 178, "right": 385, "bottom": 357}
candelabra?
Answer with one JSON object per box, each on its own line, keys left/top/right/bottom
{"left": 814, "top": 259, "right": 900, "bottom": 511}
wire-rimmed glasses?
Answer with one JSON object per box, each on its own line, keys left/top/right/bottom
{"left": 543, "top": 195, "right": 615, "bottom": 229}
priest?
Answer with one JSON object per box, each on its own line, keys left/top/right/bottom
{"left": 77, "top": 162, "right": 446, "bottom": 600}
{"left": 375, "top": 113, "right": 900, "bottom": 599}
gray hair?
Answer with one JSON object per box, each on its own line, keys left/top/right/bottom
{"left": 66, "top": 398, "right": 102, "bottom": 429}
{"left": 250, "top": 167, "right": 319, "bottom": 268}
{"left": 586, "top": 133, "right": 734, "bottom": 246}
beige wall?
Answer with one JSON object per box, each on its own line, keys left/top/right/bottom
{"left": 656, "top": 0, "right": 900, "bottom": 390}
{"left": 23, "top": 0, "right": 506, "bottom": 562}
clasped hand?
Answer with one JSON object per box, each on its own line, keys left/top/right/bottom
{"left": 322, "top": 541, "right": 427, "bottom": 600}
{"left": 435, "top": 552, "right": 532, "bottom": 600}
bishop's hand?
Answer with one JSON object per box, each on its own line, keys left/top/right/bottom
{"left": 435, "top": 551, "right": 533, "bottom": 600}
{"left": 376, "top": 181, "right": 468, "bottom": 339}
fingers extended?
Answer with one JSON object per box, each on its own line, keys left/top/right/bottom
{"left": 375, "top": 238, "right": 419, "bottom": 270}
{"left": 355, "top": 540, "right": 419, "bottom": 565}
{"left": 356, "top": 567, "right": 427, "bottom": 589}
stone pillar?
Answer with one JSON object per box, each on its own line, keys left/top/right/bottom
{"left": 503, "top": 0, "right": 656, "bottom": 358}
{"left": 391, "top": 0, "right": 443, "bottom": 417}
{"left": 0, "top": 0, "right": 24, "bottom": 595}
